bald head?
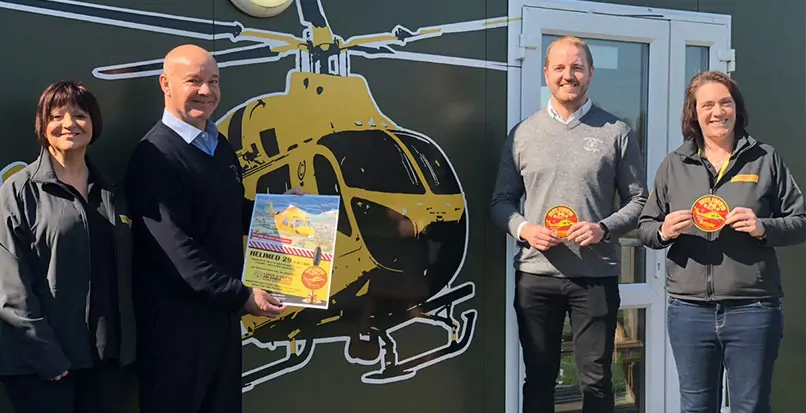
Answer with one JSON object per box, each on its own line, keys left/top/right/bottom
{"left": 162, "top": 44, "right": 216, "bottom": 76}
{"left": 159, "top": 44, "right": 220, "bottom": 129}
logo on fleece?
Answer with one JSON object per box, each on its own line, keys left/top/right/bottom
{"left": 119, "top": 215, "right": 132, "bottom": 227}
{"left": 691, "top": 195, "right": 730, "bottom": 232}
{"left": 544, "top": 205, "right": 578, "bottom": 238}
{"left": 582, "top": 137, "right": 603, "bottom": 152}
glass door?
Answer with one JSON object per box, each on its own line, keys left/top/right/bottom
{"left": 667, "top": 19, "right": 733, "bottom": 413}
{"left": 510, "top": 1, "right": 734, "bottom": 412}
{"left": 669, "top": 20, "right": 733, "bottom": 151}
{"left": 518, "top": 5, "right": 670, "bottom": 412}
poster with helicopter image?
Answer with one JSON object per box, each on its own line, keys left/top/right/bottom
{"left": 242, "top": 193, "right": 341, "bottom": 309}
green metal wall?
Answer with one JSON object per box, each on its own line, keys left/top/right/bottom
{"left": 0, "top": 0, "right": 803, "bottom": 412}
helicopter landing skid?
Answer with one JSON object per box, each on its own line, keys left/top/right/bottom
{"left": 361, "top": 282, "right": 478, "bottom": 384}
{"left": 241, "top": 337, "right": 315, "bottom": 392}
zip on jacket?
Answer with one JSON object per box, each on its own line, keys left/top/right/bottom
{"left": 638, "top": 134, "right": 806, "bottom": 301}
{"left": 0, "top": 152, "right": 137, "bottom": 379}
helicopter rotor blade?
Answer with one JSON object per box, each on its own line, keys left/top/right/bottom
{"left": 92, "top": 44, "right": 296, "bottom": 80}
{"left": 296, "top": 0, "right": 335, "bottom": 47}
{"left": 0, "top": 0, "right": 301, "bottom": 46}
{"left": 350, "top": 47, "right": 511, "bottom": 72}
{"left": 238, "top": 28, "right": 304, "bottom": 47}
{"left": 298, "top": 0, "right": 327, "bottom": 29}
{"left": 0, "top": 0, "right": 238, "bottom": 40}
{"left": 341, "top": 16, "right": 515, "bottom": 50}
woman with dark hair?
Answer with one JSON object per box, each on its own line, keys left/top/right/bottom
{"left": 0, "top": 81, "right": 136, "bottom": 413}
{"left": 638, "top": 70, "right": 806, "bottom": 412}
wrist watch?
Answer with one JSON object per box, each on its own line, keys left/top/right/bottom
{"left": 598, "top": 222, "right": 611, "bottom": 242}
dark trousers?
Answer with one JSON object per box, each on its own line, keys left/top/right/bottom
{"left": 137, "top": 309, "right": 242, "bottom": 413}
{"left": 0, "top": 360, "right": 125, "bottom": 413}
{"left": 667, "top": 297, "right": 783, "bottom": 413}
{"left": 514, "top": 271, "right": 621, "bottom": 413}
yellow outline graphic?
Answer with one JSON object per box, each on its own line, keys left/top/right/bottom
{"left": 0, "top": 0, "right": 520, "bottom": 390}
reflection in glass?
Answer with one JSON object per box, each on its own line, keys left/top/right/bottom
{"left": 685, "top": 46, "right": 709, "bottom": 88}
{"left": 541, "top": 35, "right": 648, "bottom": 284}
{"left": 555, "top": 309, "right": 646, "bottom": 413}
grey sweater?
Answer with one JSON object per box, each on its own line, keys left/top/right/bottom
{"left": 490, "top": 105, "right": 648, "bottom": 277}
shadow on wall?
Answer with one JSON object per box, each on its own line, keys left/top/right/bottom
{"left": 0, "top": 385, "right": 10, "bottom": 412}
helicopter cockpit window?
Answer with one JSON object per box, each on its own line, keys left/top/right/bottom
{"left": 318, "top": 131, "right": 425, "bottom": 195}
{"left": 394, "top": 131, "right": 461, "bottom": 195}
{"left": 257, "top": 164, "right": 291, "bottom": 194}
{"left": 314, "top": 154, "right": 353, "bottom": 237}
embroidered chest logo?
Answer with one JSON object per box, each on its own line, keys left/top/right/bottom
{"left": 119, "top": 215, "right": 132, "bottom": 227}
{"left": 582, "top": 137, "right": 603, "bottom": 152}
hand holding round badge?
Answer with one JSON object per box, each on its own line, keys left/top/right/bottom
{"left": 724, "top": 207, "right": 766, "bottom": 238}
{"left": 544, "top": 205, "right": 579, "bottom": 238}
{"left": 691, "top": 195, "right": 730, "bottom": 232}
{"left": 660, "top": 210, "right": 694, "bottom": 240}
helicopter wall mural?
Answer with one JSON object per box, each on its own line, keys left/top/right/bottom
{"left": 0, "top": 0, "right": 514, "bottom": 401}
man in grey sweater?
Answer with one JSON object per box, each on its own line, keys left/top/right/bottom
{"left": 491, "top": 36, "right": 647, "bottom": 413}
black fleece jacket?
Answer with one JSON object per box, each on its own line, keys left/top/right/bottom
{"left": 125, "top": 121, "right": 253, "bottom": 318}
{"left": 639, "top": 134, "right": 806, "bottom": 301}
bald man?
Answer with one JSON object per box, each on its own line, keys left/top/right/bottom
{"left": 124, "top": 44, "right": 295, "bottom": 413}
{"left": 491, "top": 36, "right": 647, "bottom": 412}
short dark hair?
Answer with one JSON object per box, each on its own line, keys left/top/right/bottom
{"left": 681, "top": 70, "right": 748, "bottom": 146}
{"left": 35, "top": 80, "right": 103, "bottom": 147}
{"left": 544, "top": 36, "right": 594, "bottom": 70}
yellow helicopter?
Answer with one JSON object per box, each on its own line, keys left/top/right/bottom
{"left": 216, "top": 1, "right": 477, "bottom": 387}
{"left": 269, "top": 201, "right": 315, "bottom": 238}
{"left": 0, "top": 0, "right": 513, "bottom": 389}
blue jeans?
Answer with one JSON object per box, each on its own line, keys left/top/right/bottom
{"left": 667, "top": 297, "right": 783, "bottom": 413}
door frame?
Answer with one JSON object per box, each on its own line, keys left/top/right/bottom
{"left": 518, "top": 6, "right": 672, "bottom": 411}
{"left": 504, "top": 1, "right": 733, "bottom": 412}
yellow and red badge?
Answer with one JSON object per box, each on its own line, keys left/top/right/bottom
{"left": 544, "top": 205, "right": 578, "bottom": 238}
{"left": 691, "top": 195, "right": 730, "bottom": 232}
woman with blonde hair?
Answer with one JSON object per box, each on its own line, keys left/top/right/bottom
{"left": 638, "top": 70, "right": 806, "bottom": 412}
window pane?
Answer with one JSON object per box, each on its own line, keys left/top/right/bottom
{"left": 685, "top": 45, "right": 709, "bottom": 87}
{"left": 555, "top": 308, "right": 646, "bottom": 413}
{"left": 541, "top": 35, "right": 648, "bottom": 284}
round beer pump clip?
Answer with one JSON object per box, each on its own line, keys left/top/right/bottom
{"left": 691, "top": 195, "right": 730, "bottom": 232}
{"left": 544, "top": 205, "right": 579, "bottom": 238}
